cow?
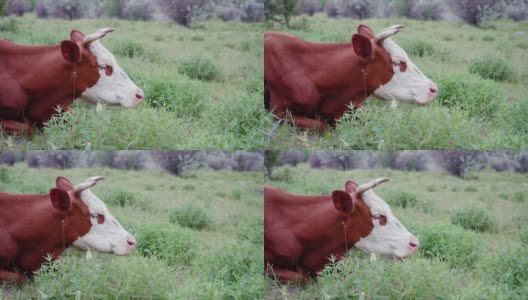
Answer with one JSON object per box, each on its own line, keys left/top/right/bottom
{"left": 0, "top": 176, "right": 136, "bottom": 284}
{"left": 0, "top": 28, "right": 144, "bottom": 135}
{"left": 264, "top": 24, "right": 438, "bottom": 131}
{"left": 264, "top": 178, "right": 419, "bottom": 283}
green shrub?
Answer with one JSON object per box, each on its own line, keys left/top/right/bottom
{"left": 272, "top": 168, "right": 293, "bottom": 183}
{"left": 520, "top": 228, "right": 528, "bottom": 245}
{"left": 111, "top": 40, "right": 145, "bottom": 58}
{"left": 435, "top": 73, "right": 507, "bottom": 119}
{"left": 231, "top": 189, "right": 241, "bottom": 200}
{"left": 178, "top": 56, "right": 221, "bottom": 81}
{"left": 498, "top": 193, "right": 509, "bottom": 200}
{"left": 479, "top": 244, "right": 528, "bottom": 290}
{"left": 464, "top": 186, "right": 478, "bottom": 192}
{"left": 401, "top": 39, "right": 435, "bottom": 57}
{"left": 409, "top": 223, "right": 487, "bottom": 269}
{"left": 512, "top": 191, "right": 526, "bottom": 203}
{"left": 169, "top": 204, "right": 212, "bottom": 230}
{"left": 451, "top": 207, "right": 497, "bottom": 232}
{"left": 0, "top": 18, "right": 19, "bottom": 33}
{"left": 191, "top": 239, "right": 263, "bottom": 299}
{"left": 481, "top": 34, "right": 495, "bottom": 41}
{"left": 17, "top": 253, "right": 178, "bottom": 299}
{"left": 133, "top": 223, "right": 199, "bottom": 266}
{"left": 183, "top": 184, "right": 195, "bottom": 191}
{"left": 334, "top": 103, "right": 483, "bottom": 149}
{"left": 385, "top": 190, "right": 418, "bottom": 208}
{"left": 502, "top": 100, "right": 528, "bottom": 136}
{"left": 0, "top": 167, "right": 9, "bottom": 183}
{"left": 102, "top": 190, "right": 150, "bottom": 210}
{"left": 468, "top": 56, "right": 513, "bottom": 81}
{"left": 236, "top": 218, "right": 263, "bottom": 246}
{"left": 316, "top": 252, "right": 462, "bottom": 299}
{"left": 137, "top": 73, "right": 208, "bottom": 118}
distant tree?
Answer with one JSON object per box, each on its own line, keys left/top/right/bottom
{"left": 6, "top": 0, "right": 31, "bottom": 16}
{"left": 265, "top": 0, "right": 298, "bottom": 28}
{"left": 434, "top": 151, "right": 485, "bottom": 177}
{"left": 334, "top": 0, "right": 380, "bottom": 19}
{"left": 279, "top": 150, "right": 305, "bottom": 166}
{"left": 0, "top": 151, "right": 23, "bottom": 166}
{"left": 151, "top": 151, "right": 204, "bottom": 176}
{"left": 264, "top": 150, "right": 281, "bottom": 179}
{"left": 297, "top": 0, "right": 322, "bottom": 16}
{"left": 159, "top": 0, "right": 208, "bottom": 27}
{"left": 0, "top": 0, "right": 13, "bottom": 15}
{"left": 232, "top": 151, "right": 264, "bottom": 172}
{"left": 449, "top": 0, "right": 504, "bottom": 27}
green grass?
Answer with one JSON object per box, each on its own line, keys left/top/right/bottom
{"left": 266, "top": 15, "right": 528, "bottom": 150}
{"left": 0, "top": 163, "right": 263, "bottom": 299}
{"left": 265, "top": 164, "right": 528, "bottom": 299}
{"left": 0, "top": 15, "right": 265, "bottom": 150}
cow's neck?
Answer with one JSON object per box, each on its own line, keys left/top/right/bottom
{"left": 0, "top": 193, "right": 74, "bottom": 251}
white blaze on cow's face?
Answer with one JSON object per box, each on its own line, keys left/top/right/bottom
{"left": 72, "top": 188, "right": 136, "bottom": 256}
{"left": 78, "top": 39, "right": 144, "bottom": 108}
{"left": 354, "top": 189, "right": 419, "bottom": 259}
{"left": 373, "top": 37, "right": 438, "bottom": 105}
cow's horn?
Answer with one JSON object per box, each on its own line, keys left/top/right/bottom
{"left": 356, "top": 178, "right": 389, "bottom": 195}
{"left": 83, "top": 28, "right": 115, "bottom": 46}
{"left": 376, "top": 25, "right": 404, "bottom": 44}
{"left": 74, "top": 176, "right": 104, "bottom": 194}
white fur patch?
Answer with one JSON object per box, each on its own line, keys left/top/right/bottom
{"left": 78, "top": 40, "right": 142, "bottom": 108}
{"left": 72, "top": 188, "right": 135, "bottom": 256}
{"left": 354, "top": 189, "right": 418, "bottom": 258}
{"left": 373, "top": 38, "right": 436, "bottom": 105}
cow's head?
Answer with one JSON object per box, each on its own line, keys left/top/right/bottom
{"left": 59, "top": 28, "right": 144, "bottom": 108}
{"left": 351, "top": 25, "right": 437, "bottom": 105}
{"left": 50, "top": 176, "right": 136, "bottom": 256}
{"left": 331, "top": 178, "right": 418, "bottom": 259}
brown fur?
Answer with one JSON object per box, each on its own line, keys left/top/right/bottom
{"left": 264, "top": 182, "right": 374, "bottom": 283}
{"left": 264, "top": 25, "right": 394, "bottom": 131}
{"left": 0, "top": 177, "right": 92, "bottom": 284}
{"left": 0, "top": 30, "right": 100, "bottom": 135}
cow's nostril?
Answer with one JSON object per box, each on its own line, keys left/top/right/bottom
{"left": 429, "top": 88, "right": 438, "bottom": 94}
{"left": 135, "top": 93, "right": 143, "bottom": 100}
{"left": 127, "top": 240, "right": 136, "bottom": 247}
{"left": 409, "top": 242, "right": 418, "bottom": 248}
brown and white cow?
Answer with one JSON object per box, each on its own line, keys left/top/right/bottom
{"left": 0, "top": 176, "right": 136, "bottom": 284}
{"left": 0, "top": 28, "right": 144, "bottom": 135}
{"left": 264, "top": 24, "right": 438, "bottom": 131}
{"left": 264, "top": 178, "right": 418, "bottom": 283}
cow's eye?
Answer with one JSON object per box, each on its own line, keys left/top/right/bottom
{"left": 99, "top": 65, "right": 113, "bottom": 76}
{"left": 399, "top": 61, "right": 407, "bottom": 72}
{"left": 92, "top": 213, "right": 105, "bottom": 224}
{"left": 373, "top": 214, "right": 387, "bottom": 226}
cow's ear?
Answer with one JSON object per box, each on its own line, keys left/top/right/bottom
{"left": 357, "top": 25, "right": 375, "bottom": 39}
{"left": 345, "top": 181, "right": 359, "bottom": 193}
{"left": 50, "top": 188, "right": 72, "bottom": 212}
{"left": 332, "top": 190, "right": 354, "bottom": 214}
{"left": 60, "top": 40, "right": 81, "bottom": 64}
{"left": 351, "top": 34, "right": 373, "bottom": 59}
{"left": 70, "top": 30, "right": 85, "bottom": 43}
{"left": 56, "top": 176, "right": 74, "bottom": 191}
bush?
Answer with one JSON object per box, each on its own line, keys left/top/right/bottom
{"left": 410, "top": 223, "right": 487, "bottom": 269}
{"left": 520, "top": 228, "right": 528, "bottom": 245}
{"left": 178, "top": 56, "right": 222, "bottom": 82}
{"left": 449, "top": 0, "right": 504, "bottom": 27}
{"left": 0, "top": 18, "right": 19, "bottom": 33}
{"left": 435, "top": 73, "right": 507, "bottom": 119}
{"left": 401, "top": 39, "right": 435, "bottom": 57}
{"left": 0, "top": 167, "right": 8, "bottom": 183}
{"left": 133, "top": 223, "right": 199, "bottom": 266}
{"left": 297, "top": 0, "right": 322, "bottom": 16}
{"left": 468, "top": 56, "right": 514, "bottom": 81}
{"left": 111, "top": 40, "right": 145, "bottom": 58}
{"left": 17, "top": 253, "right": 178, "bottom": 299}
{"left": 385, "top": 190, "right": 418, "bottom": 208}
{"left": 139, "top": 73, "right": 208, "bottom": 118}
{"left": 191, "top": 239, "right": 263, "bottom": 299}
{"left": 103, "top": 189, "right": 150, "bottom": 210}
{"left": 409, "top": 0, "right": 444, "bottom": 20}
{"left": 121, "top": 0, "right": 156, "bottom": 20}
{"left": 6, "top": 0, "right": 31, "bottom": 16}
{"left": 241, "top": 0, "right": 264, "bottom": 22}
{"left": 331, "top": 0, "right": 380, "bottom": 19}
{"left": 316, "top": 252, "right": 462, "bottom": 299}
{"left": 169, "top": 203, "right": 212, "bottom": 230}
{"left": 479, "top": 244, "right": 528, "bottom": 290}
{"left": 512, "top": 191, "right": 526, "bottom": 203}
{"left": 158, "top": 0, "right": 207, "bottom": 27}
{"left": 451, "top": 207, "right": 496, "bottom": 232}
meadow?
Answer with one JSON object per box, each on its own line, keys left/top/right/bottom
{"left": 0, "top": 15, "right": 270, "bottom": 150}
{"left": 266, "top": 14, "right": 528, "bottom": 150}
{"left": 265, "top": 164, "right": 528, "bottom": 299}
{"left": 0, "top": 164, "right": 263, "bottom": 299}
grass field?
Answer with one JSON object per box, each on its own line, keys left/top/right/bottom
{"left": 265, "top": 164, "right": 528, "bottom": 299}
{"left": 0, "top": 15, "right": 270, "bottom": 150}
{"left": 0, "top": 164, "right": 263, "bottom": 299}
{"left": 266, "top": 14, "right": 528, "bottom": 150}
